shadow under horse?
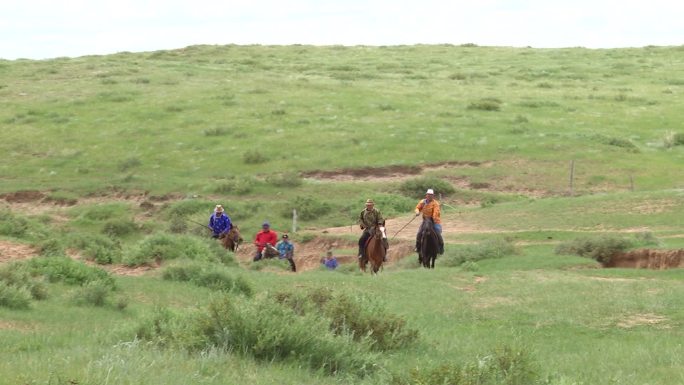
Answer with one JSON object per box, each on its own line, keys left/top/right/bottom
{"left": 359, "top": 225, "right": 387, "bottom": 274}
{"left": 220, "top": 226, "right": 243, "bottom": 252}
{"left": 417, "top": 218, "right": 439, "bottom": 268}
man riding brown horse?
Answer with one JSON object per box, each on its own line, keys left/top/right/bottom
{"left": 358, "top": 199, "right": 388, "bottom": 262}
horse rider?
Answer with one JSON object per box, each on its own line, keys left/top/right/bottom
{"left": 208, "top": 204, "right": 232, "bottom": 239}
{"left": 357, "top": 198, "right": 386, "bottom": 261}
{"left": 276, "top": 233, "right": 294, "bottom": 259}
{"left": 415, "top": 189, "right": 444, "bottom": 254}
{"left": 253, "top": 221, "right": 278, "bottom": 261}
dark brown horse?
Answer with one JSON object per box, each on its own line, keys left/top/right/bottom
{"left": 220, "top": 226, "right": 243, "bottom": 252}
{"left": 260, "top": 243, "right": 297, "bottom": 272}
{"left": 418, "top": 218, "right": 439, "bottom": 268}
{"left": 359, "top": 225, "right": 387, "bottom": 274}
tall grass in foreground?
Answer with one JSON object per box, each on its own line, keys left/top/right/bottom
{"left": 137, "top": 288, "right": 418, "bottom": 377}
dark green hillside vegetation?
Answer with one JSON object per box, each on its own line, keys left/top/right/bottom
{"left": 1, "top": 45, "right": 683, "bottom": 385}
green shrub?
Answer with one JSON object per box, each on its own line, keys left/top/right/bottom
{"left": 68, "top": 233, "right": 122, "bottom": 264}
{"left": 0, "top": 209, "right": 30, "bottom": 238}
{"left": 467, "top": 98, "right": 502, "bottom": 111}
{"left": 275, "top": 288, "right": 418, "bottom": 351}
{"left": 392, "top": 344, "right": 540, "bottom": 385}
{"left": 0, "top": 264, "right": 49, "bottom": 300}
{"left": 249, "top": 258, "right": 292, "bottom": 272}
{"left": 634, "top": 231, "right": 660, "bottom": 247}
{"left": 124, "top": 233, "right": 222, "bottom": 266}
{"left": 26, "top": 257, "right": 115, "bottom": 287}
{"left": 0, "top": 283, "right": 32, "bottom": 309}
{"left": 71, "top": 279, "right": 112, "bottom": 307}
{"left": 38, "top": 237, "right": 66, "bottom": 257}
{"left": 162, "top": 261, "right": 252, "bottom": 296}
{"left": 554, "top": 235, "right": 633, "bottom": 264}
{"left": 212, "top": 176, "right": 258, "bottom": 194}
{"left": 102, "top": 218, "right": 138, "bottom": 237}
{"left": 203, "top": 126, "right": 229, "bottom": 136}
{"left": 243, "top": 149, "right": 268, "bottom": 164}
{"left": 283, "top": 196, "right": 331, "bottom": 220}
{"left": 592, "top": 134, "right": 639, "bottom": 152}
{"left": 265, "top": 172, "right": 303, "bottom": 188}
{"left": 675, "top": 133, "right": 684, "bottom": 146}
{"left": 137, "top": 295, "right": 378, "bottom": 376}
{"left": 399, "top": 177, "right": 455, "bottom": 199}
{"left": 78, "top": 203, "right": 129, "bottom": 221}
{"left": 442, "top": 238, "right": 518, "bottom": 267}
{"left": 117, "top": 157, "right": 142, "bottom": 171}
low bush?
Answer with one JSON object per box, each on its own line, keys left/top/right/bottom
{"left": 442, "top": 238, "right": 518, "bottom": 267}
{"left": 136, "top": 295, "right": 378, "bottom": 376}
{"left": 243, "top": 149, "right": 268, "bottom": 164}
{"left": 0, "top": 264, "right": 49, "bottom": 300}
{"left": 274, "top": 287, "right": 419, "bottom": 351}
{"left": 68, "top": 233, "right": 123, "bottom": 264}
{"left": 592, "top": 134, "right": 639, "bottom": 152}
{"left": 123, "top": 233, "right": 225, "bottom": 266}
{"left": 265, "top": 172, "right": 303, "bottom": 188}
{"left": 162, "top": 261, "right": 252, "bottom": 296}
{"left": 467, "top": 98, "right": 502, "bottom": 111}
{"left": 0, "top": 283, "right": 32, "bottom": 309}
{"left": 0, "top": 209, "right": 30, "bottom": 237}
{"left": 554, "top": 235, "right": 633, "bottom": 264}
{"left": 102, "top": 218, "right": 138, "bottom": 237}
{"left": 283, "top": 196, "right": 331, "bottom": 221}
{"left": 399, "top": 177, "right": 455, "bottom": 199}
{"left": 212, "top": 176, "right": 258, "bottom": 194}
{"left": 77, "top": 203, "right": 130, "bottom": 221}
{"left": 71, "top": 279, "right": 112, "bottom": 307}
{"left": 117, "top": 157, "right": 142, "bottom": 171}
{"left": 38, "top": 237, "right": 66, "bottom": 257}
{"left": 391, "top": 344, "right": 541, "bottom": 385}
{"left": 249, "top": 258, "right": 293, "bottom": 272}
{"left": 26, "top": 256, "right": 115, "bottom": 287}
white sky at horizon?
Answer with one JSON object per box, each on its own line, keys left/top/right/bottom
{"left": 1, "top": 0, "right": 683, "bottom": 60}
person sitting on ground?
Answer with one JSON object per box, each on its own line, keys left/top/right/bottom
{"left": 276, "top": 233, "right": 294, "bottom": 260}
{"left": 358, "top": 198, "right": 385, "bottom": 260}
{"left": 208, "top": 204, "right": 232, "bottom": 239}
{"left": 415, "top": 189, "right": 444, "bottom": 254}
{"left": 253, "top": 221, "right": 278, "bottom": 261}
{"left": 322, "top": 250, "right": 338, "bottom": 270}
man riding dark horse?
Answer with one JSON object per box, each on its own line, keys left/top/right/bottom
{"left": 414, "top": 189, "right": 444, "bottom": 255}
{"left": 358, "top": 198, "right": 387, "bottom": 262}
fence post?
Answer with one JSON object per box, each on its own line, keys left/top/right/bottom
{"left": 292, "top": 209, "right": 297, "bottom": 233}
{"left": 569, "top": 160, "right": 575, "bottom": 196}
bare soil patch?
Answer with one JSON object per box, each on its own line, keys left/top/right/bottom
{"left": 604, "top": 249, "right": 684, "bottom": 269}
{"left": 0, "top": 240, "right": 38, "bottom": 263}
{"left": 617, "top": 313, "right": 669, "bottom": 329}
{"left": 301, "top": 161, "right": 484, "bottom": 182}
{"left": 0, "top": 320, "right": 36, "bottom": 332}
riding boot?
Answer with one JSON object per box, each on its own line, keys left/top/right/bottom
{"left": 438, "top": 236, "right": 444, "bottom": 255}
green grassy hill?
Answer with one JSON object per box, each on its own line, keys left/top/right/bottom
{"left": 1, "top": 45, "right": 683, "bottom": 385}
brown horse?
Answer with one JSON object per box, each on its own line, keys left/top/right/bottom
{"left": 359, "top": 225, "right": 387, "bottom": 274}
{"left": 220, "top": 226, "right": 243, "bottom": 252}
{"left": 260, "top": 243, "right": 297, "bottom": 272}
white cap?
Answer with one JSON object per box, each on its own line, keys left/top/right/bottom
{"left": 426, "top": 189, "right": 434, "bottom": 195}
